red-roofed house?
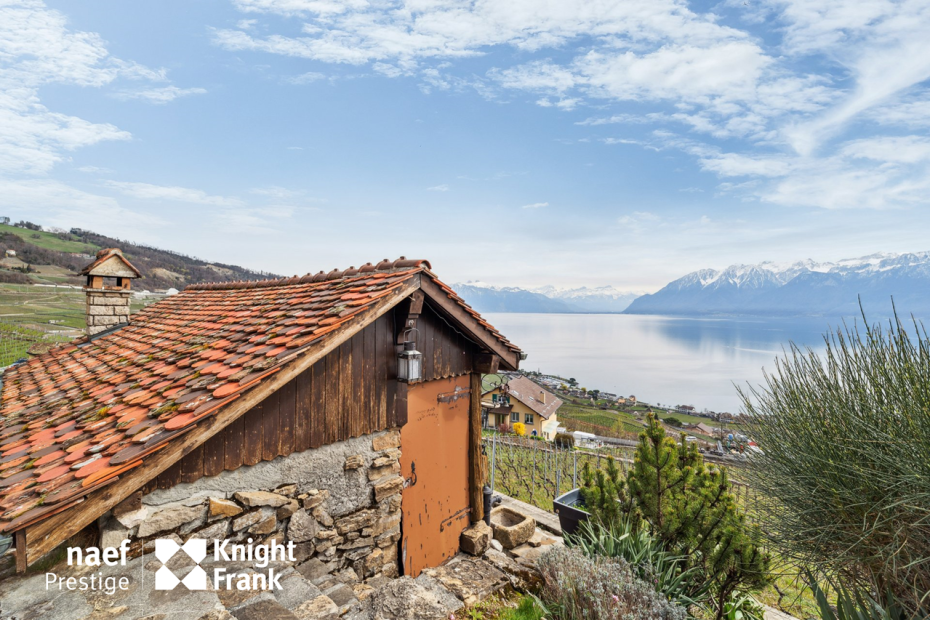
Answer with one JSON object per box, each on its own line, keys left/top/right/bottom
{"left": 0, "top": 253, "right": 521, "bottom": 580}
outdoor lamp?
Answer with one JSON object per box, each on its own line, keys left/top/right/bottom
{"left": 397, "top": 329, "right": 422, "bottom": 383}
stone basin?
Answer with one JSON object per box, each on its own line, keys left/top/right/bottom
{"left": 490, "top": 506, "right": 535, "bottom": 549}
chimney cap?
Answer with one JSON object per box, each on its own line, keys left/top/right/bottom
{"left": 79, "top": 248, "right": 142, "bottom": 278}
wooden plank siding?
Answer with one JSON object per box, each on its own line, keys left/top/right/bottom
{"left": 149, "top": 305, "right": 478, "bottom": 489}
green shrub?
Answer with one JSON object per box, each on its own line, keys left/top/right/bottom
{"left": 536, "top": 546, "right": 687, "bottom": 620}
{"left": 629, "top": 414, "right": 771, "bottom": 619}
{"left": 554, "top": 432, "right": 575, "bottom": 449}
{"left": 741, "top": 314, "right": 930, "bottom": 614}
{"left": 806, "top": 571, "right": 921, "bottom": 620}
{"left": 664, "top": 416, "right": 683, "bottom": 427}
{"left": 570, "top": 518, "right": 711, "bottom": 610}
{"left": 579, "top": 457, "right": 631, "bottom": 526}
{"left": 720, "top": 592, "right": 765, "bottom": 620}
{"left": 578, "top": 414, "right": 771, "bottom": 620}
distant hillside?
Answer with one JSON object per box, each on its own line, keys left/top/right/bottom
{"left": 453, "top": 284, "right": 575, "bottom": 313}
{"left": 624, "top": 252, "right": 930, "bottom": 318}
{"left": 0, "top": 220, "right": 277, "bottom": 289}
{"left": 453, "top": 282, "right": 641, "bottom": 313}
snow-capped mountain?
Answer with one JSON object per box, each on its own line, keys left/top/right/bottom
{"left": 532, "top": 285, "right": 642, "bottom": 312}
{"left": 453, "top": 282, "right": 642, "bottom": 314}
{"left": 624, "top": 252, "right": 930, "bottom": 317}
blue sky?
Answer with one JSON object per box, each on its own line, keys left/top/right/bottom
{"left": 2, "top": 0, "right": 930, "bottom": 291}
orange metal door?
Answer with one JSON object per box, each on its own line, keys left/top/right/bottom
{"left": 400, "top": 375, "right": 471, "bottom": 577}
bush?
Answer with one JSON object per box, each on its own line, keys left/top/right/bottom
{"left": 741, "top": 314, "right": 930, "bottom": 614}
{"left": 577, "top": 414, "right": 771, "bottom": 619}
{"left": 720, "top": 592, "right": 765, "bottom": 620}
{"left": 512, "top": 422, "right": 526, "bottom": 436}
{"left": 806, "top": 571, "right": 915, "bottom": 620}
{"left": 570, "top": 518, "right": 710, "bottom": 610}
{"left": 663, "top": 416, "right": 683, "bottom": 427}
{"left": 579, "top": 457, "right": 631, "bottom": 526}
{"left": 628, "top": 415, "right": 771, "bottom": 619}
{"left": 497, "top": 423, "right": 511, "bottom": 434}
{"left": 553, "top": 432, "right": 575, "bottom": 449}
{"left": 536, "top": 546, "right": 687, "bottom": 620}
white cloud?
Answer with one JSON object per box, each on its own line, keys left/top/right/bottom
{"left": 232, "top": 0, "right": 366, "bottom": 18}
{"left": 0, "top": 178, "right": 164, "bottom": 232}
{"left": 838, "top": 136, "right": 930, "bottom": 164}
{"left": 522, "top": 202, "right": 548, "bottom": 209}
{"left": 103, "top": 181, "right": 245, "bottom": 206}
{"left": 0, "top": 1, "right": 202, "bottom": 176}
{"left": 766, "top": 0, "right": 930, "bottom": 154}
{"left": 77, "top": 165, "right": 113, "bottom": 173}
{"left": 288, "top": 71, "right": 326, "bottom": 84}
{"left": 699, "top": 153, "right": 792, "bottom": 178}
{"left": 215, "top": 0, "right": 930, "bottom": 212}
{"left": 111, "top": 86, "right": 207, "bottom": 104}
{"left": 426, "top": 184, "right": 449, "bottom": 192}
{"left": 617, "top": 210, "right": 662, "bottom": 233}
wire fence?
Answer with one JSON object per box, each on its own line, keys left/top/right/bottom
{"left": 482, "top": 432, "right": 755, "bottom": 513}
{"left": 0, "top": 320, "right": 74, "bottom": 367}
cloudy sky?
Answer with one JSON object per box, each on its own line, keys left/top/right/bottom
{"left": 2, "top": 0, "right": 929, "bottom": 290}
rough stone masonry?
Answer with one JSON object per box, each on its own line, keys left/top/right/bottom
{"left": 85, "top": 288, "right": 131, "bottom": 335}
{"left": 98, "top": 429, "right": 405, "bottom": 583}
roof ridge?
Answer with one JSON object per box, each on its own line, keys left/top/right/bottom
{"left": 186, "top": 257, "right": 432, "bottom": 291}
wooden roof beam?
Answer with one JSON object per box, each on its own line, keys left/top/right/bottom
{"left": 417, "top": 276, "right": 520, "bottom": 371}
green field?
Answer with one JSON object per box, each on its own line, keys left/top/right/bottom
{"left": 557, "top": 403, "right": 645, "bottom": 434}
{"left": 0, "top": 322, "right": 73, "bottom": 366}
{"left": 0, "top": 283, "right": 154, "bottom": 326}
{"left": 0, "top": 224, "right": 98, "bottom": 254}
{"left": 0, "top": 283, "right": 86, "bottom": 329}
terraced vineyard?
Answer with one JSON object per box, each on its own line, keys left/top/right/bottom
{"left": 556, "top": 402, "right": 645, "bottom": 436}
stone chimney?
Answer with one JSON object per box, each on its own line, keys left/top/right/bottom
{"left": 79, "top": 248, "right": 141, "bottom": 335}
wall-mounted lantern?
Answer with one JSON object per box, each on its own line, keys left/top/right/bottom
{"left": 397, "top": 329, "right": 422, "bottom": 383}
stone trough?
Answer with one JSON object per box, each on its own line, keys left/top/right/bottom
{"left": 489, "top": 506, "right": 535, "bottom": 549}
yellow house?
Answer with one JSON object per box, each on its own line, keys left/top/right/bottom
{"left": 482, "top": 374, "right": 561, "bottom": 440}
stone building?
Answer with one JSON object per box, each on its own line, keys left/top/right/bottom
{"left": 0, "top": 253, "right": 522, "bottom": 583}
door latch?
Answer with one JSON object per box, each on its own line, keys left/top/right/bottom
{"left": 404, "top": 461, "right": 417, "bottom": 488}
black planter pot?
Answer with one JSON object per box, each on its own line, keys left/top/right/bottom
{"left": 553, "top": 488, "right": 589, "bottom": 537}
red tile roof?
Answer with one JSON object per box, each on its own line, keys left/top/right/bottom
{"left": 498, "top": 375, "right": 562, "bottom": 419}
{"left": 0, "top": 258, "right": 519, "bottom": 534}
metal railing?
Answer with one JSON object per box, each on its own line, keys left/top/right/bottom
{"left": 482, "top": 432, "right": 756, "bottom": 513}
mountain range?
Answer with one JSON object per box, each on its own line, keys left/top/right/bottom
{"left": 452, "top": 283, "right": 641, "bottom": 314}
{"left": 455, "top": 252, "right": 930, "bottom": 318}
{"left": 624, "top": 252, "right": 930, "bottom": 317}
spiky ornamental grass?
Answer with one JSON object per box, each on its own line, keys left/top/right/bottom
{"left": 740, "top": 313, "right": 930, "bottom": 614}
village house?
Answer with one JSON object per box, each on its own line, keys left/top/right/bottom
{"left": 482, "top": 374, "right": 561, "bottom": 440}
{"left": 0, "top": 249, "right": 522, "bottom": 582}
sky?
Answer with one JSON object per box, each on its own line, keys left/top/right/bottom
{"left": 2, "top": 0, "right": 930, "bottom": 291}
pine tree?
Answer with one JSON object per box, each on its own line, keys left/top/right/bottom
{"left": 579, "top": 457, "right": 630, "bottom": 525}
{"left": 626, "top": 414, "right": 772, "bottom": 620}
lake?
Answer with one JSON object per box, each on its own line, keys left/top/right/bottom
{"left": 484, "top": 313, "right": 845, "bottom": 413}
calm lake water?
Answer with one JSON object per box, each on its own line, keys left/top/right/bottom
{"left": 484, "top": 313, "right": 844, "bottom": 413}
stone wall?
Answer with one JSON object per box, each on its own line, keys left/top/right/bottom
{"left": 99, "top": 428, "right": 404, "bottom": 583}
{"left": 85, "top": 288, "right": 131, "bottom": 335}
